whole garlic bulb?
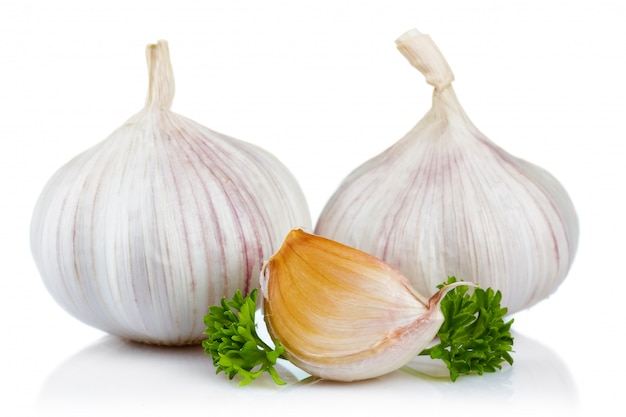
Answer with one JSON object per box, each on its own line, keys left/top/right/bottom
{"left": 315, "top": 29, "right": 579, "bottom": 314}
{"left": 30, "top": 40, "right": 311, "bottom": 345}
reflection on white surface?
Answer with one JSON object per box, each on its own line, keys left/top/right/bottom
{"left": 36, "top": 331, "right": 579, "bottom": 416}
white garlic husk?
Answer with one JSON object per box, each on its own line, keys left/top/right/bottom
{"left": 261, "top": 229, "right": 465, "bottom": 382}
{"left": 315, "top": 29, "right": 579, "bottom": 314}
{"left": 30, "top": 40, "right": 311, "bottom": 345}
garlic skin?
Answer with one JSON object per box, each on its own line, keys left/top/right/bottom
{"left": 261, "top": 228, "right": 461, "bottom": 382}
{"left": 315, "top": 29, "right": 579, "bottom": 314}
{"left": 30, "top": 40, "right": 311, "bottom": 345}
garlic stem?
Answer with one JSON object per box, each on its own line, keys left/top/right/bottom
{"left": 396, "top": 29, "right": 454, "bottom": 90}
{"left": 145, "top": 40, "right": 175, "bottom": 110}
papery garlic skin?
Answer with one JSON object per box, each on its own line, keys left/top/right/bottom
{"left": 261, "top": 229, "right": 458, "bottom": 382}
{"left": 30, "top": 41, "right": 311, "bottom": 345}
{"left": 315, "top": 29, "right": 578, "bottom": 314}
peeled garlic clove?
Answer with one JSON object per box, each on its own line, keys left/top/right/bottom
{"left": 261, "top": 228, "right": 461, "bottom": 382}
{"left": 315, "top": 29, "right": 579, "bottom": 314}
{"left": 30, "top": 40, "right": 311, "bottom": 345}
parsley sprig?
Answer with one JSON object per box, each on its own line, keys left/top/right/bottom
{"left": 202, "top": 278, "right": 514, "bottom": 385}
{"left": 202, "top": 289, "right": 286, "bottom": 386}
{"left": 419, "top": 276, "right": 514, "bottom": 381}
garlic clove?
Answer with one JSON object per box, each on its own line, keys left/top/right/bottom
{"left": 30, "top": 40, "right": 311, "bottom": 345}
{"left": 260, "top": 228, "right": 462, "bottom": 382}
{"left": 315, "top": 29, "right": 579, "bottom": 314}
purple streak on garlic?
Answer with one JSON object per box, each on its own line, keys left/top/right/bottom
{"left": 30, "top": 40, "right": 311, "bottom": 345}
{"left": 315, "top": 29, "right": 578, "bottom": 314}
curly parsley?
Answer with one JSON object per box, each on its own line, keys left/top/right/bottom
{"left": 202, "top": 289, "right": 286, "bottom": 386}
{"left": 419, "top": 276, "right": 514, "bottom": 381}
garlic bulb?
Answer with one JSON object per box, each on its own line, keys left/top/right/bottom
{"left": 30, "top": 40, "right": 311, "bottom": 345}
{"left": 260, "top": 228, "right": 464, "bottom": 382}
{"left": 315, "top": 29, "right": 579, "bottom": 314}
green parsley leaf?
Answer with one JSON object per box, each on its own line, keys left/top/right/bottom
{"left": 419, "top": 276, "right": 515, "bottom": 381}
{"left": 202, "top": 289, "right": 286, "bottom": 386}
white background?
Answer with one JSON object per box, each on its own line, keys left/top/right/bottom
{"left": 2, "top": 1, "right": 624, "bottom": 416}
